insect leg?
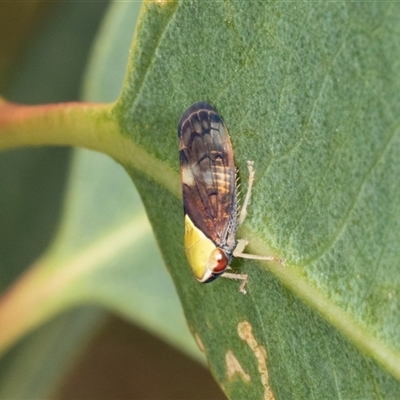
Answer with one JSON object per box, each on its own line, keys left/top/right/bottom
{"left": 238, "top": 161, "right": 255, "bottom": 225}
{"left": 220, "top": 271, "right": 248, "bottom": 294}
{"left": 234, "top": 241, "right": 285, "bottom": 265}
{"left": 236, "top": 162, "right": 286, "bottom": 266}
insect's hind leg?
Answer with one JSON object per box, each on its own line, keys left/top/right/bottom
{"left": 239, "top": 161, "right": 255, "bottom": 225}
{"left": 235, "top": 161, "right": 285, "bottom": 267}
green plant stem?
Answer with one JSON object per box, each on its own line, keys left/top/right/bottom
{"left": 0, "top": 99, "right": 180, "bottom": 197}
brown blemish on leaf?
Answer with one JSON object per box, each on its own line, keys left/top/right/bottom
{"left": 238, "top": 321, "right": 275, "bottom": 400}
{"left": 226, "top": 350, "right": 251, "bottom": 382}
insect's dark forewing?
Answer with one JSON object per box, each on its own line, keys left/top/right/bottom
{"left": 178, "top": 102, "right": 237, "bottom": 251}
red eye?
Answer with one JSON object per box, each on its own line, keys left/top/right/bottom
{"left": 211, "top": 249, "right": 228, "bottom": 273}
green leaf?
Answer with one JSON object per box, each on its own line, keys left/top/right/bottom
{"left": 115, "top": 1, "right": 400, "bottom": 398}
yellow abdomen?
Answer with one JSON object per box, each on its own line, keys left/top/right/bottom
{"left": 184, "top": 214, "right": 218, "bottom": 282}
